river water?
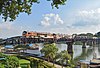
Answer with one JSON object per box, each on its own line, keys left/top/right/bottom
{"left": 26, "top": 43, "right": 100, "bottom": 62}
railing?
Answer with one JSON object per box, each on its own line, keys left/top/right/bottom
{"left": 1, "top": 37, "right": 100, "bottom": 45}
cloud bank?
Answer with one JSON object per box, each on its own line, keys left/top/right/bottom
{"left": 40, "top": 8, "right": 100, "bottom": 34}
{"left": 41, "top": 13, "right": 64, "bottom": 26}
{"left": 73, "top": 8, "right": 100, "bottom": 26}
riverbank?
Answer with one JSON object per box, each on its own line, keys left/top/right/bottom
{"left": 17, "top": 52, "right": 67, "bottom": 68}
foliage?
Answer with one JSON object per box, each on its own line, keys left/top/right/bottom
{"left": 0, "top": 0, "right": 67, "bottom": 21}
{"left": 0, "top": 52, "right": 7, "bottom": 57}
{"left": 14, "top": 44, "right": 29, "bottom": 49}
{"left": 95, "top": 31, "right": 100, "bottom": 37}
{"left": 14, "top": 44, "right": 29, "bottom": 52}
{"left": 29, "top": 57, "right": 56, "bottom": 68}
{"left": 40, "top": 44, "right": 75, "bottom": 68}
{"left": 0, "top": 63, "right": 4, "bottom": 68}
{"left": 55, "top": 50, "right": 74, "bottom": 68}
{"left": 5, "top": 56, "right": 19, "bottom": 68}
{"left": 0, "top": 38, "right": 3, "bottom": 42}
{"left": 0, "top": 38, "right": 3, "bottom": 45}
{"left": 78, "top": 33, "right": 94, "bottom": 38}
{"left": 56, "top": 50, "right": 71, "bottom": 63}
{"left": 86, "top": 33, "right": 94, "bottom": 37}
{"left": 0, "top": 53, "right": 20, "bottom": 68}
{"left": 40, "top": 43, "right": 58, "bottom": 61}
{"left": 48, "top": 0, "right": 67, "bottom": 9}
{"left": 19, "top": 59, "right": 30, "bottom": 68}
{"left": 19, "top": 59, "right": 30, "bottom": 64}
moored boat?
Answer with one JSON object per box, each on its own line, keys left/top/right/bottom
{"left": 89, "top": 58, "right": 100, "bottom": 68}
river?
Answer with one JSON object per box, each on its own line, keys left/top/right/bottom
{"left": 26, "top": 43, "right": 100, "bottom": 62}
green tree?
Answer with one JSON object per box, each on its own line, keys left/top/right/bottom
{"left": 0, "top": 0, "right": 67, "bottom": 21}
{"left": 56, "top": 50, "right": 71, "bottom": 68}
{"left": 0, "top": 53, "right": 20, "bottom": 68}
{"left": 0, "top": 63, "right": 4, "bottom": 68}
{"left": 78, "top": 33, "right": 86, "bottom": 36}
{"left": 86, "top": 33, "right": 94, "bottom": 38}
{"left": 5, "top": 56, "right": 19, "bottom": 68}
{"left": 95, "top": 31, "right": 100, "bottom": 37}
{"left": 40, "top": 43, "right": 58, "bottom": 65}
{"left": 14, "top": 44, "right": 29, "bottom": 53}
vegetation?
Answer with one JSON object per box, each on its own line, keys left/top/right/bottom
{"left": 19, "top": 59, "right": 30, "bottom": 68}
{"left": 0, "top": 42, "right": 75, "bottom": 68}
{"left": 95, "top": 31, "right": 100, "bottom": 37}
{"left": 0, "top": 53, "right": 31, "bottom": 68}
{"left": 0, "top": 0, "right": 67, "bottom": 21}
{"left": 29, "top": 57, "right": 56, "bottom": 68}
{"left": 0, "top": 53, "right": 20, "bottom": 68}
{"left": 73, "top": 31, "right": 100, "bottom": 38}
{"left": 41, "top": 43, "right": 75, "bottom": 68}
{"left": 78, "top": 33, "right": 94, "bottom": 38}
{"left": 14, "top": 44, "right": 29, "bottom": 53}
{"left": 41, "top": 43, "right": 58, "bottom": 62}
{"left": 56, "top": 50, "right": 73, "bottom": 68}
{"left": 0, "top": 38, "right": 3, "bottom": 42}
{"left": 0, "top": 38, "right": 3, "bottom": 45}
{"left": 18, "top": 55, "right": 56, "bottom": 68}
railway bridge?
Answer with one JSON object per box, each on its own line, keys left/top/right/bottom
{"left": 1, "top": 36, "right": 99, "bottom": 53}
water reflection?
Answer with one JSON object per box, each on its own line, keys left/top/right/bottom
{"left": 57, "top": 44, "right": 67, "bottom": 52}
{"left": 26, "top": 43, "right": 100, "bottom": 62}
{"left": 73, "top": 45, "right": 100, "bottom": 62}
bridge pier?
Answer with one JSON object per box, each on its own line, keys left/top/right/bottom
{"left": 82, "top": 41, "right": 86, "bottom": 48}
{"left": 93, "top": 41, "right": 97, "bottom": 46}
{"left": 66, "top": 41, "right": 74, "bottom": 53}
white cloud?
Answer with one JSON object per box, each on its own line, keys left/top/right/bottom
{"left": 77, "top": 8, "right": 100, "bottom": 25}
{"left": 54, "top": 14, "right": 64, "bottom": 24}
{"left": 39, "top": 9, "right": 100, "bottom": 34}
{"left": 41, "top": 13, "right": 64, "bottom": 26}
{"left": 65, "top": 8, "right": 100, "bottom": 29}
{"left": 41, "top": 17, "right": 50, "bottom": 26}
{"left": 66, "top": 8, "right": 100, "bottom": 34}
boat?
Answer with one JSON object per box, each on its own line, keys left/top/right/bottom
{"left": 79, "top": 60, "right": 90, "bottom": 68}
{"left": 89, "top": 58, "right": 100, "bottom": 68}
{"left": 28, "top": 44, "right": 39, "bottom": 50}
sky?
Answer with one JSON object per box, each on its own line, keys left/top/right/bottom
{"left": 1, "top": 0, "right": 100, "bottom": 38}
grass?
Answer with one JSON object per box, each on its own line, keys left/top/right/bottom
{"left": 19, "top": 59, "right": 30, "bottom": 68}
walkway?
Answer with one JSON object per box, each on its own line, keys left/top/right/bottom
{"left": 20, "top": 53, "right": 66, "bottom": 68}
{"left": 44, "top": 60, "right": 66, "bottom": 68}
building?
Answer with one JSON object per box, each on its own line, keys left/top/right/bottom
{"left": 22, "top": 31, "right": 55, "bottom": 39}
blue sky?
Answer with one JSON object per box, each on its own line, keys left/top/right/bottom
{"left": 1, "top": 0, "right": 100, "bottom": 38}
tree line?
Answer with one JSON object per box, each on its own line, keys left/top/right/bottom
{"left": 73, "top": 32, "right": 100, "bottom": 38}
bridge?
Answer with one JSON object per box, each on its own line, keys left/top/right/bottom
{"left": 0, "top": 36, "right": 100, "bottom": 53}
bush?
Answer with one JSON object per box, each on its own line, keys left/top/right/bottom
{"left": 0, "top": 53, "right": 20, "bottom": 68}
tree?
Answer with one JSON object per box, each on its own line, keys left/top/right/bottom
{"left": 0, "top": 63, "right": 4, "bottom": 68}
{"left": 14, "top": 44, "right": 29, "bottom": 53}
{"left": 0, "top": 53, "right": 20, "bottom": 68}
{"left": 86, "top": 33, "right": 94, "bottom": 38}
{"left": 95, "top": 31, "right": 100, "bottom": 37}
{"left": 0, "top": 38, "right": 3, "bottom": 45}
{"left": 0, "top": 0, "right": 67, "bottom": 21}
{"left": 78, "top": 33, "right": 86, "bottom": 36}
{"left": 5, "top": 56, "right": 20, "bottom": 68}
{"left": 56, "top": 50, "right": 71, "bottom": 68}
{"left": 40, "top": 43, "right": 58, "bottom": 65}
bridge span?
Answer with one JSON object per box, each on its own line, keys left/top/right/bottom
{"left": 0, "top": 36, "right": 100, "bottom": 54}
